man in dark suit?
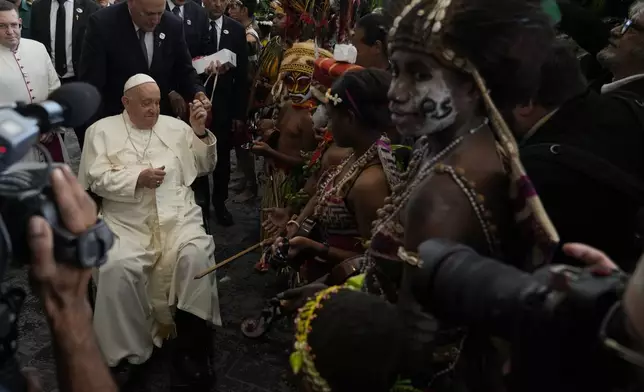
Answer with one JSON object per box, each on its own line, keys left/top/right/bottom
{"left": 30, "top": 0, "right": 99, "bottom": 82}
{"left": 30, "top": 0, "right": 100, "bottom": 144}
{"left": 78, "top": 0, "right": 209, "bottom": 126}
{"left": 199, "top": 0, "right": 248, "bottom": 226}
{"left": 164, "top": 0, "right": 209, "bottom": 119}
{"left": 165, "top": 0, "right": 209, "bottom": 57}
{"left": 512, "top": 42, "right": 644, "bottom": 271}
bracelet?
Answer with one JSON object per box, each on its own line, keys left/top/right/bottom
{"left": 287, "top": 220, "right": 300, "bottom": 228}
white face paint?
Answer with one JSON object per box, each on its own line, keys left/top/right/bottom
{"left": 388, "top": 51, "right": 459, "bottom": 137}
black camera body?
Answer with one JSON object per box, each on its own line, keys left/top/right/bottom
{"left": 402, "top": 239, "right": 631, "bottom": 392}
{"left": 0, "top": 83, "right": 114, "bottom": 390}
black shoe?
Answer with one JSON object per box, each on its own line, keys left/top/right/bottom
{"left": 214, "top": 205, "right": 234, "bottom": 226}
{"left": 171, "top": 311, "right": 215, "bottom": 391}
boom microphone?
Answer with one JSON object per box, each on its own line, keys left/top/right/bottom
{"left": 13, "top": 82, "right": 101, "bottom": 129}
{"left": 0, "top": 82, "right": 100, "bottom": 170}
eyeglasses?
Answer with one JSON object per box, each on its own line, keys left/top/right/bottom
{"left": 599, "top": 301, "right": 644, "bottom": 368}
{"left": 0, "top": 22, "right": 21, "bottom": 31}
{"left": 620, "top": 15, "right": 644, "bottom": 35}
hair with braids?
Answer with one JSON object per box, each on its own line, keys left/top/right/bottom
{"left": 299, "top": 288, "right": 406, "bottom": 392}
{"left": 327, "top": 68, "right": 392, "bottom": 131}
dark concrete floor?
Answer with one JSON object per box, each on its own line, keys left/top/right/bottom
{"left": 6, "top": 133, "right": 296, "bottom": 392}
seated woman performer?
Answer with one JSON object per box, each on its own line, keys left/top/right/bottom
{"left": 357, "top": 0, "right": 560, "bottom": 390}
{"left": 272, "top": 68, "right": 403, "bottom": 284}
{"left": 261, "top": 57, "right": 363, "bottom": 239}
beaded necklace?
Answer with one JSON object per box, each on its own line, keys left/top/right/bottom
{"left": 313, "top": 139, "right": 379, "bottom": 218}
{"left": 362, "top": 119, "right": 489, "bottom": 273}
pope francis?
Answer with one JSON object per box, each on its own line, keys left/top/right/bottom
{"left": 78, "top": 74, "right": 220, "bottom": 388}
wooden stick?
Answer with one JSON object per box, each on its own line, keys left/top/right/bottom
{"left": 193, "top": 240, "right": 268, "bottom": 279}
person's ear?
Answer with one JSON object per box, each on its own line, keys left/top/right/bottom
{"left": 514, "top": 101, "right": 535, "bottom": 118}
{"left": 373, "top": 40, "right": 383, "bottom": 56}
{"left": 121, "top": 96, "right": 129, "bottom": 108}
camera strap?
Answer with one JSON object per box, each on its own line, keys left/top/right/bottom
{"left": 51, "top": 219, "right": 114, "bottom": 269}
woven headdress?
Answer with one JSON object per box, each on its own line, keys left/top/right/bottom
{"left": 387, "top": 0, "right": 560, "bottom": 266}
{"left": 280, "top": 41, "right": 333, "bottom": 75}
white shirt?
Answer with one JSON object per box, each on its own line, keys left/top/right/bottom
{"left": 209, "top": 16, "right": 222, "bottom": 51}
{"left": 50, "top": 0, "right": 74, "bottom": 78}
{"left": 0, "top": 39, "right": 68, "bottom": 164}
{"left": 601, "top": 74, "right": 644, "bottom": 94}
{"left": 133, "top": 23, "right": 154, "bottom": 68}
{"left": 166, "top": 0, "right": 183, "bottom": 19}
{"left": 0, "top": 39, "right": 60, "bottom": 104}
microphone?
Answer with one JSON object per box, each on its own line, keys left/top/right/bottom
{"left": 13, "top": 82, "right": 101, "bottom": 129}
{"left": 0, "top": 82, "right": 100, "bottom": 170}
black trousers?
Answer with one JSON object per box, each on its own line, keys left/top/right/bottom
{"left": 60, "top": 76, "right": 87, "bottom": 148}
{"left": 190, "top": 122, "right": 232, "bottom": 218}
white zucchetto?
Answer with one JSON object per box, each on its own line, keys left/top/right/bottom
{"left": 123, "top": 73, "right": 156, "bottom": 93}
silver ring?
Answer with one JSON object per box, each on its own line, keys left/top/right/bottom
{"left": 156, "top": 181, "right": 161, "bottom": 186}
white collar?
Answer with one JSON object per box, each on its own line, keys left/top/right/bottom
{"left": 0, "top": 42, "right": 15, "bottom": 53}
{"left": 601, "top": 73, "right": 644, "bottom": 94}
{"left": 166, "top": 0, "right": 182, "bottom": 11}
{"left": 211, "top": 16, "right": 223, "bottom": 27}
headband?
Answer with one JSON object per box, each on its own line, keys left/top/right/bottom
{"left": 290, "top": 281, "right": 422, "bottom": 392}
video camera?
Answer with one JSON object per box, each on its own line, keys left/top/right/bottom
{"left": 0, "top": 83, "right": 114, "bottom": 390}
{"left": 401, "top": 239, "right": 633, "bottom": 392}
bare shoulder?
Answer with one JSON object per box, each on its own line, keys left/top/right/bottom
{"left": 353, "top": 165, "right": 388, "bottom": 193}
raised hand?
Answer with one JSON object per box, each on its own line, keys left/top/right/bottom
{"left": 189, "top": 100, "right": 208, "bottom": 136}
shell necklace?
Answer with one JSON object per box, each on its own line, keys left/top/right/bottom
{"left": 313, "top": 140, "right": 379, "bottom": 218}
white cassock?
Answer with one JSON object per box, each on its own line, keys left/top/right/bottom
{"left": 78, "top": 111, "right": 221, "bottom": 366}
{"left": 0, "top": 39, "right": 69, "bottom": 163}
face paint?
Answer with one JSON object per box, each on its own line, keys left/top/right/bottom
{"left": 284, "top": 71, "right": 313, "bottom": 103}
{"left": 388, "top": 50, "right": 459, "bottom": 137}
{"left": 418, "top": 73, "right": 457, "bottom": 134}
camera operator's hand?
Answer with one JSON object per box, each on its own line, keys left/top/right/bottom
{"left": 28, "top": 166, "right": 96, "bottom": 317}
{"left": 562, "top": 243, "right": 619, "bottom": 273}
{"left": 27, "top": 166, "right": 117, "bottom": 392}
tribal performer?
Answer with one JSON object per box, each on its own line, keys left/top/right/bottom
{"left": 273, "top": 68, "right": 403, "bottom": 285}
{"left": 357, "top": 0, "right": 560, "bottom": 390}
{"left": 252, "top": 40, "right": 333, "bottom": 242}
{"left": 261, "top": 55, "right": 362, "bottom": 241}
